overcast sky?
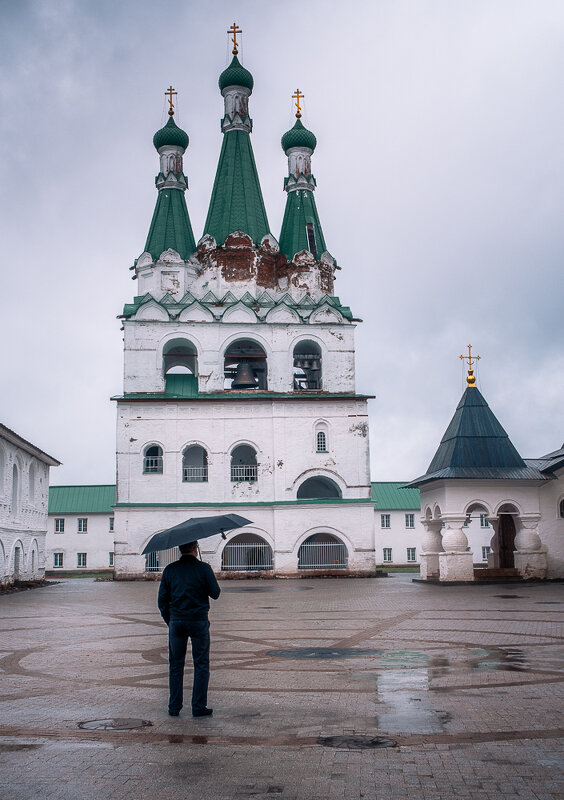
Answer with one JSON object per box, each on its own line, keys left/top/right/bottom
{"left": 0, "top": 0, "right": 562, "bottom": 485}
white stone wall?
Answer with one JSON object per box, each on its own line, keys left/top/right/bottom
{"left": 0, "top": 434, "right": 52, "bottom": 585}
{"left": 46, "top": 512, "right": 115, "bottom": 573}
{"left": 123, "top": 319, "right": 357, "bottom": 395}
{"left": 538, "top": 468, "right": 564, "bottom": 579}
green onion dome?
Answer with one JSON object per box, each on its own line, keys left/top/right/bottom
{"left": 153, "top": 116, "right": 189, "bottom": 151}
{"left": 281, "top": 119, "right": 317, "bottom": 153}
{"left": 219, "top": 55, "right": 254, "bottom": 92}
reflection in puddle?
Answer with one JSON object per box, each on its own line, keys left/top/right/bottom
{"left": 377, "top": 669, "right": 445, "bottom": 734}
{"left": 469, "top": 648, "right": 529, "bottom": 673}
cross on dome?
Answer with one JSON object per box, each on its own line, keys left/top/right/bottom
{"left": 165, "top": 85, "right": 177, "bottom": 117}
{"left": 228, "top": 22, "right": 242, "bottom": 55}
{"left": 292, "top": 88, "right": 304, "bottom": 119}
{"left": 459, "top": 344, "right": 481, "bottom": 386}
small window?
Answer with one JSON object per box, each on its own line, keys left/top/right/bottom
{"left": 481, "top": 546, "right": 491, "bottom": 561}
{"left": 381, "top": 514, "right": 390, "bottom": 529}
{"left": 109, "top": 517, "right": 114, "bottom": 532}
{"left": 78, "top": 518, "right": 88, "bottom": 533}
{"left": 55, "top": 518, "right": 65, "bottom": 533}
{"left": 559, "top": 499, "right": 564, "bottom": 519}
{"left": 306, "top": 223, "right": 318, "bottom": 258}
{"left": 144, "top": 445, "right": 163, "bottom": 474}
{"left": 480, "top": 514, "right": 489, "bottom": 528}
{"left": 109, "top": 552, "right": 114, "bottom": 567}
{"left": 77, "top": 553, "right": 87, "bottom": 568}
{"left": 53, "top": 552, "right": 63, "bottom": 568}
{"left": 383, "top": 548, "right": 392, "bottom": 563}
{"left": 316, "top": 431, "right": 327, "bottom": 453}
{"left": 407, "top": 547, "right": 416, "bottom": 562}
{"left": 405, "top": 513, "right": 414, "bottom": 529}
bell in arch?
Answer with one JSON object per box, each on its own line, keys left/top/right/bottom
{"left": 231, "top": 361, "right": 257, "bottom": 389}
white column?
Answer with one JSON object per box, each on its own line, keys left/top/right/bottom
{"left": 514, "top": 515, "right": 547, "bottom": 579}
{"left": 438, "top": 515, "right": 475, "bottom": 581}
{"left": 419, "top": 519, "right": 444, "bottom": 580}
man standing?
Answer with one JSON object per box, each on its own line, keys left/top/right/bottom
{"left": 158, "top": 541, "right": 221, "bottom": 717}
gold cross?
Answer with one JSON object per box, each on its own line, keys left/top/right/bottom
{"left": 460, "top": 344, "right": 481, "bottom": 386}
{"left": 292, "top": 88, "right": 304, "bottom": 119}
{"left": 228, "top": 22, "right": 242, "bottom": 55}
{"left": 165, "top": 85, "right": 177, "bottom": 117}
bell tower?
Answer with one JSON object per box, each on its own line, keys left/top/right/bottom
{"left": 113, "top": 33, "right": 375, "bottom": 579}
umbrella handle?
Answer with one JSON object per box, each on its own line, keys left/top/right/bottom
{"left": 221, "top": 531, "right": 226, "bottom": 539}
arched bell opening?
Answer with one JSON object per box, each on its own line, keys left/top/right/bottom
{"left": 293, "top": 340, "right": 322, "bottom": 391}
{"left": 221, "top": 533, "right": 273, "bottom": 572}
{"left": 143, "top": 444, "right": 163, "bottom": 474}
{"left": 182, "top": 445, "right": 208, "bottom": 483}
{"left": 298, "top": 533, "right": 348, "bottom": 570}
{"left": 224, "top": 340, "right": 267, "bottom": 390}
{"left": 163, "top": 339, "right": 198, "bottom": 395}
{"left": 297, "top": 476, "right": 341, "bottom": 499}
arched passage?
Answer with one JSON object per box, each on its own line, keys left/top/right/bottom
{"left": 497, "top": 503, "right": 518, "bottom": 568}
{"left": 298, "top": 533, "right": 348, "bottom": 570}
{"left": 222, "top": 533, "right": 273, "bottom": 572}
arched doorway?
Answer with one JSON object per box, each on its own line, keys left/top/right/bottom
{"left": 498, "top": 510, "right": 517, "bottom": 568}
{"left": 222, "top": 533, "right": 273, "bottom": 572}
{"left": 298, "top": 533, "right": 348, "bottom": 570}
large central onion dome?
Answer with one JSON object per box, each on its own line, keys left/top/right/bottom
{"left": 219, "top": 55, "right": 254, "bottom": 92}
{"left": 153, "top": 116, "right": 189, "bottom": 151}
{"left": 281, "top": 118, "right": 317, "bottom": 153}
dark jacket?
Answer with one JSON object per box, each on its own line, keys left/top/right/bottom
{"left": 158, "top": 554, "right": 221, "bottom": 624}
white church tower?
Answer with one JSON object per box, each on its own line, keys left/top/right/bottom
{"left": 113, "top": 33, "right": 374, "bottom": 578}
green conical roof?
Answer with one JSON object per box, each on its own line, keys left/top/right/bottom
{"left": 219, "top": 55, "right": 254, "bottom": 92}
{"left": 407, "top": 386, "right": 547, "bottom": 486}
{"left": 279, "top": 188, "right": 327, "bottom": 260}
{"left": 144, "top": 188, "right": 196, "bottom": 260}
{"left": 281, "top": 119, "right": 317, "bottom": 152}
{"left": 203, "top": 129, "right": 270, "bottom": 245}
{"left": 153, "top": 116, "right": 189, "bottom": 150}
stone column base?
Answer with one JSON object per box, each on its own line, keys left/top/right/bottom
{"left": 439, "top": 551, "right": 475, "bottom": 582}
{"left": 514, "top": 550, "right": 547, "bottom": 579}
{"left": 419, "top": 553, "right": 441, "bottom": 580}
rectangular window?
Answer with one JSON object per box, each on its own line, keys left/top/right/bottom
{"left": 481, "top": 546, "right": 491, "bottom": 561}
{"left": 78, "top": 518, "right": 88, "bottom": 533}
{"left": 407, "top": 547, "right": 417, "bottom": 562}
{"left": 381, "top": 514, "right": 391, "bottom": 529}
{"left": 77, "top": 553, "right": 87, "bottom": 568}
{"left": 305, "top": 223, "right": 318, "bottom": 258}
{"left": 109, "top": 517, "right": 114, "bottom": 532}
{"left": 383, "top": 548, "right": 392, "bottom": 563}
{"left": 480, "top": 514, "right": 489, "bottom": 528}
{"left": 109, "top": 552, "right": 114, "bottom": 567}
{"left": 53, "top": 552, "right": 63, "bottom": 568}
{"left": 54, "top": 518, "right": 65, "bottom": 533}
{"left": 405, "top": 513, "right": 414, "bottom": 529}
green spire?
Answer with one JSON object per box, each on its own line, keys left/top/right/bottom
{"left": 144, "top": 188, "right": 196, "bottom": 260}
{"left": 279, "top": 189, "right": 327, "bottom": 261}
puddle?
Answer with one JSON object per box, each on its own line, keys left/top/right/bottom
{"left": 377, "top": 669, "right": 445, "bottom": 734}
{"left": 267, "top": 647, "right": 382, "bottom": 659}
{"left": 221, "top": 586, "right": 273, "bottom": 593}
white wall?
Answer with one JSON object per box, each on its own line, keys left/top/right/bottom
{"left": 46, "top": 512, "right": 115, "bottom": 572}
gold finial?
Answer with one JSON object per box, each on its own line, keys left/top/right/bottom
{"left": 228, "top": 22, "right": 242, "bottom": 55}
{"left": 165, "top": 85, "right": 177, "bottom": 117}
{"left": 292, "top": 88, "right": 304, "bottom": 119}
{"left": 459, "top": 344, "right": 481, "bottom": 387}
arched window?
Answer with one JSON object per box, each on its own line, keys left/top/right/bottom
{"left": 231, "top": 445, "right": 258, "bottom": 482}
{"left": 293, "top": 340, "right": 322, "bottom": 391}
{"left": 224, "top": 340, "right": 267, "bottom": 390}
{"left": 163, "top": 339, "right": 198, "bottom": 396}
{"left": 29, "top": 463, "right": 36, "bottom": 503}
{"left": 182, "top": 445, "right": 208, "bottom": 482}
{"left": 11, "top": 464, "right": 19, "bottom": 515}
{"left": 316, "top": 431, "right": 327, "bottom": 452}
{"left": 298, "top": 533, "right": 348, "bottom": 570}
{"left": 222, "top": 533, "right": 273, "bottom": 571}
{"left": 559, "top": 499, "right": 564, "bottom": 519}
{"left": 0, "top": 446, "right": 5, "bottom": 497}
{"left": 143, "top": 445, "right": 163, "bottom": 474}
{"left": 297, "top": 476, "right": 341, "bottom": 499}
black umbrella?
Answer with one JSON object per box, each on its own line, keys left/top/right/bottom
{"left": 141, "top": 513, "right": 252, "bottom": 554}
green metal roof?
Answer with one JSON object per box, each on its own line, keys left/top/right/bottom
{"left": 164, "top": 374, "right": 198, "bottom": 397}
{"left": 153, "top": 116, "right": 189, "bottom": 150}
{"left": 370, "top": 482, "right": 421, "bottom": 510}
{"left": 144, "top": 187, "right": 196, "bottom": 260}
{"left": 49, "top": 485, "right": 116, "bottom": 514}
{"left": 114, "top": 392, "right": 374, "bottom": 402}
{"left": 279, "top": 188, "right": 327, "bottom": 261}
{"left": 203, "top": 129, "right": 270, "bottom": 245}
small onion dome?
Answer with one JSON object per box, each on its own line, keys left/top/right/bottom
{"left": 153, "top": 116, "right": 189, "bottom": 151}
{"left": 219, "top": 55, "right": 254, "bottom": 92}
{"left": 281, "top": 118, "right": 317, "bottom": 153}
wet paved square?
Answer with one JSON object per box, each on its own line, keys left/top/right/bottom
{"left": 1, "top": 574, "right": 563, "bottom": 799}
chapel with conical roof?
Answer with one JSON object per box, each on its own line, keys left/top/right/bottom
{"left": 112, "top": 31, "right": 374, "bottom": 579}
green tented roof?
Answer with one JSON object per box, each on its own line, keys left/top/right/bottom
{"left": 144, "top": 187, "right": 196, "bottom": 260}
{"left": 370, "top": 482, "right": 420, "bottom": 510}
{"left": 203, "top": 129, "right": 270, "bottom": 245}
{"left": 279, "top": 189, "right": 327, "bottom": 261}
{"left": 49, "top": 485, "right": 116, "bottom": 514}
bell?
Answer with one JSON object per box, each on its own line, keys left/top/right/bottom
{"left": 310, "top": 359, "right": 320, "bottom": 371}
{"left": 231, "top": 361, "right": 257, "bottom": 389}
{"left": 302, "top": 359, "right": 310, "bottom": 369}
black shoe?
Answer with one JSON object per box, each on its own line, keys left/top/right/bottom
{"left": 192, "top": 707, "right": 213, "bottom": 718}
{"left": 168, "top": 710, "right": 180, "bottom": 717}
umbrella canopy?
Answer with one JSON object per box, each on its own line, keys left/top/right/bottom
{"left": 141, "top": 513, "right": 252, "bottom": 554}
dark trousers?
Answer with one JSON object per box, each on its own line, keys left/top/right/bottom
{"left": 168, "top": 619, "right": 210, "bottom": 713}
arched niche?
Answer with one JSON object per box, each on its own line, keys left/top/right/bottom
{"left": 293, "top": 340, "right": 322, "bottom": 391}
{"left": 221, "top": 532, "right": 273, "bottom": 571}
{"left": 224, "top": 339, "right": 267, "bottom": 390}
{"left": 297, "top": 476, "right": 341, "bottom": 499}
{"left": 297, "top": 532, "right": 348, "bottom": 570}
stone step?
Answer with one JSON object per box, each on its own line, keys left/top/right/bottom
{"left": 473, "top": 568, "right": 521, "bottom": 581}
